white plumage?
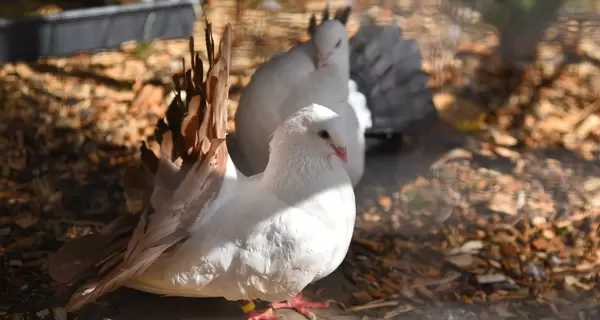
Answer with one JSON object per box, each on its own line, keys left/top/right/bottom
{"left": 127, "top": 104, "right": 356, "bottom": 304}
{"left": 50, "top": 25, "right": 356, "bottom": 319}
{"left": 348, "top": 79, "right": 372, "bottom": 134}
{"left": 233, "top": 16, "right": 370, "bottom": 186}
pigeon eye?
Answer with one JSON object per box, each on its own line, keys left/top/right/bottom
{"left": 318, "top": 130, "right": 330, "bottom": 139}
{"left": 335, "top": 39, "right": 341, "bottom": 48}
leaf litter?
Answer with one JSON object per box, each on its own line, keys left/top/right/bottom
{"left": 349, "top": 148, "right": 600, "bottom": 318}
{"left": 3, "top": 0, "right": 600, "bottom": 319}
{"left": 0, "top": 27, "right": 193, "bottom": 319}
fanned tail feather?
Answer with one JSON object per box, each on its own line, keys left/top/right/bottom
{"left": 307, "top": 5, "right": 351, "bottom": 36}
{"left": 349, "top": 21, "right": 435, "bottom": 134}
{"left": 47, "top": 21, "right": 233, "bottom": 312}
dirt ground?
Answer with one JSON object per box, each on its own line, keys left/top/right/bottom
{"left": 4, "top": 1, "right": 600, "bottom": 320}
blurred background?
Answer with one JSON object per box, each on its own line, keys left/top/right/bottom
{"left": 2, "top": 0, "right": 600, "bottom": 319}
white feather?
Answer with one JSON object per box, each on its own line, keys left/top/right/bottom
{"left": 126, "top": 104, "right": 356, "bottom": 303}
{"left": 347, "top": 79, "right": 372, "bottom": 133}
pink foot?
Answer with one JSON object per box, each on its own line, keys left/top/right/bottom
{"left": 241, "top": 300, "right": 279, "bottom": 320}
{"left": 245, "top": 310, "right": 279, "bottom": 320}
{"left": 270, "top": 292, "right": 330, "bottom": 320}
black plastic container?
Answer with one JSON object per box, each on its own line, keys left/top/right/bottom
{"left": 0, "top": 0, "right": 199, "bottom": 63}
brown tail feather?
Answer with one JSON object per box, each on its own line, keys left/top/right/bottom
{"left": 47, "top": 214, "right": 138, "bottom": 285}
{"left": 47, "top": 21, "right": 233, "bottom": 312}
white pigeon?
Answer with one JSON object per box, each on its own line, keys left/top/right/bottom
{"left": 129, "top": 104, "right": 355, "bottom": 317}
{"left": 232, "top": 8, "right": 370, "bottom": 186}
{"left": 49, "top": 25, "right": 356, "bottom": 320}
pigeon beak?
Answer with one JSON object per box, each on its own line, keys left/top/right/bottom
{"left": 316, "top": 53, "right": 328, "bottom": 69}
{"left": 331, "top": 144, "right": 347, "bottom": 164}
{"left": 316, "top": 55, "right": 324, "bottom": 69}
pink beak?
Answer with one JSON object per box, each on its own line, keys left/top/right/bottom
{"left": 316, "top": 53, "right": 329, "bottom": 69}
{"left": 316, "top": 56, "right": 324, "bottom": 69}
{"left": 332, "top": 145, "right": 347, "bottom": 164}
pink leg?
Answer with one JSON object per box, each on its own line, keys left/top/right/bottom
{"left": 245, "top": 311, "right": 279, "bottom": 320}
{"left": 270, "top": 292, "right": 330, "bottom": 320}
{"left": 240, "top": 300, "right": 279, "bottom": 320}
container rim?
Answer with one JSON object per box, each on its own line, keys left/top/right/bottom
{"left": 0, "top": 0, "right": 201, "bottom": 26}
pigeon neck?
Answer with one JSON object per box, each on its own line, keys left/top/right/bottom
{"left": 261, "top": 141, "right": 337, "bottom": 203}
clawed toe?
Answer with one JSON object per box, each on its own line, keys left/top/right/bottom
{"left": 269, "top": 292, "right": 331, "bottom": 320}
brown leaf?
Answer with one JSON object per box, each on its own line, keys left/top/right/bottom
{"left": 488, "top": 193, "right": 517, "bottom": 216}
{"left": 490, "top": 128, "right": 518, "bottom": 147}
{"left": 445, "top": 254, "right": 473, "bottom": 268}
{"left": 532, "top": 238, "right": 550, "bottom": 251}
{"left": 501, "top": 242, "right": 520, "bottom": 258}
{"left": 14, "top": 211, "right": 39, "bottom": 229}
{"left": 378, "top": 196, "right": 392, "bottom": 212}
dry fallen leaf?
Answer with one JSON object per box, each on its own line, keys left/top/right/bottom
{"left": 445, "top": 254, "right": 474, "bottom": 268}
{"left": 532, "top": 237, "right": 550, "bottom": 251}
{"left": 14, "top": 211, "right": 39, "bottom": 229}
{"left": 378, "top": 196, "right": 392, "bottom": 212}
{"left": 490, "top": 128, "right": 518, "bottom": 147}
{"left": 488, "top": 193, "right": 517, "bottom": 216}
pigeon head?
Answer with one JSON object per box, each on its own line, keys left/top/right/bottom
{"left": 311, "top": 20, "right": 349, "bottom": 70}
{"left": 272, "top": 103, "right": 347, "bottom": 164}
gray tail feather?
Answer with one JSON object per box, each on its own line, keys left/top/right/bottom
{"left": 350, "top": 23, "right": 437, "bottom": 135}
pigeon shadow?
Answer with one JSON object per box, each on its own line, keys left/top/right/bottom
{"left": 70, "top": 270, "right": 360, "bottom": 320}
